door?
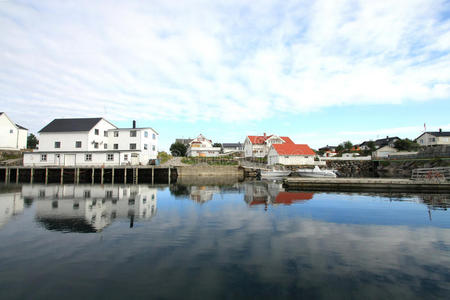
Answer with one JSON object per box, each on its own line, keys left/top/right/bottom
{"left": 64, "top": 154, "right": 76, "bottom": 166}
{"left": 131, "top": 153, "right": 139, "bottom": 165}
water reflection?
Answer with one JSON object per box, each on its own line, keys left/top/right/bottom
{"left": 22, "top": 185, "right": 157, "bottom": 232}
{"left": 0, "top": 187, "right": 23, "bottom": 229}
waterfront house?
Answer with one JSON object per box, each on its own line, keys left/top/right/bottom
{"left": 318, "top": 145, "right": 337, "bottom": 157}
{"left": 360, "top": 136, "right": 399, "bottom": 150}
{"left": 222, "top": 142, "right": 244, "bottom": 154}
{"left": 0, "top": 112, "right": 28, "bottom": 150}
{"left": 372, "top": 145, "right": 398, "bottom": 159}
{"left": 23, "top": 118, "right": 158, "bottom": 166}
{"left": 415, "top": 129, "right": 450, "bottom": 146}
{"left": 244, "top": 133, "right": 294, "bottom": 158}
{"left": 267, "top": 143, "right": 315, "bottom": 166}
{"left": 186, "top": 134, "right": 221, "bottom": 157}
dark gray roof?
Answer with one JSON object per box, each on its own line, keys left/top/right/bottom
{"left": 222, "top": 143, "right": 242, "bottom": 147}
{"left": 425, "top": 131, "right": 450, "bottom": 137}
{"left": 15, "top": 124, "right": 27, "bottom": 130}
{"left": 319, "top": 145, "right": 337, "bottom": 151}
{"left": 39, "top": 118, "right": 104, "bottom": 133}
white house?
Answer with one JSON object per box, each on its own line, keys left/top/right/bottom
{"left": 244, "top": 133, "right": 294, "bottom": 158}
{"left": 0, "top": 112, "right": 28, "bottom": 150}
{"left": 23, "top": 118, "right": 158, "bottom": 166}
{"left": 415, "top": 129, "right": 450, "bottom": 146}
{"left": 372, "top": 145, "right": 398, "bottom": 158}
{"left": 268, "top": 143, "right": 316, "bottom": 166}
{"left": 186, "top": 134, "right": 221, "bottom": 157}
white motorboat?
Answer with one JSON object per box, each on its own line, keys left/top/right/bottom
{"left": 260, "top": 169, "right": 291, "bottom": 178}
{"left": 296, "top": 166, "right": 337, "bottom": 178}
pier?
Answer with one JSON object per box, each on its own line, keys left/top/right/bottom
{"left": 283, "top": 177, "right": 450, "bottom": 192}
{"left": 0, "top": 166, "right": 177, "bottom": 185}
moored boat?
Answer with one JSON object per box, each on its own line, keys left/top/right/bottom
{"left": 260, "top": 169, "right": 291, "bottom": 178}
{"left": 295, "top": 166, "right": 337, "bottom": 178}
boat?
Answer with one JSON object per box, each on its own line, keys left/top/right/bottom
{"left": 295, "top": 166, "right": 337, "bottom": 178}
{"left": 260, "top": 169, "right": 291, "bottom": 178}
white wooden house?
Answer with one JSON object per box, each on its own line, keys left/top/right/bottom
{"left": 268, "top": 143, "right": 315, "bottom": 166}
{"left": 415, "top": 129, "right": 450, "bottom": 146}
{"left": 186, "top": 134, "right": 221, "bottom": 157}
{"left": 23, "top": 118, "right": 158, "bottom": 166}
{"left": 372, "top": 145, "right": 398, "bottom": 158}
{"left": 0, "top": 112, "right": 28, "bottom": 150}
{"left": 244, "top": 133, "right": 294, "bottom": 158}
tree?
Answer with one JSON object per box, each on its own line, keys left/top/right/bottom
{"left": 394, "top": 139, "right": 420, "bottom": 151}
{"left": 342, "top": 141, "right": 353, "bottom": 151}
{"left": 367, "top": 141, "right": 376, "bottom": 151}
{"left": 170, "top": 142, "right": 187, "bottom": 156}
{"left": 335, "top": 145, "right": 344, "bottom": 153}
{"left": 157, "top": 151, "right": 172, "bottom": 164}
{"left": 27, "top": 133, "right": 38, "bottom": 149}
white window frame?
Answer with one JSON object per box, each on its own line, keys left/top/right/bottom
{"left": 114, "top": 131, "right": 119, "bottom": 137}
{"left": 55, "top": 141, "right": 61, "bottom": 148}
{"left": 40, "top": 154, "right": 47, "bottom": 161}
{"left": 85, "top": 154, "right": 92, "bottom": 161}
{"left": 107, "top": 154, "right": 114, "bottom": 161}
{"left": 76, "top": 141, "right": 82, "bottom": 148}
{"left": 130, "top": 131, "right": 137, "bottom": 137}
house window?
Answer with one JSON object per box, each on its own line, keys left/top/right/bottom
{"left": 130, "top": 143, "right": 136, "bottom": 150}
{"left": 114, "top": 144, "right": 118, "bottom": 150}
{"left": 94, "top": 143, "right": 99, "bottom": 149}
{"left": 85, "top": 154, "right": 92, "bottom": 161}
{"left": 10, "top": 129, "right": 13, "bottom": 134}
{"left": 55, "top": 154, "right": 60, "bottom": 159}
{"left": 41, "top": 154, "right": 47, "bottom": 161}
{"left": 152, "top": 133, "right": 156, "bottom": 139}
{"left": 152, "top": 145, "right": 156, "bottom": 151}
{"left": 106, "top": 191, "right": 113, "bottom": 198}
{"left": 304, "top": 156, "right": 309, "bottom": 158}
{"left": 114, "top": 131, "right": 119, "bottom": 137}
{"left": 76, "top": 141, "right": 82, "bottom": 148}
{"left": 104, "top": 143, "right": 108, "bottom": 149}
{"left": 107, "top": 154, "right": 114, "bottom": 161}
{"left": 429, "top": 138, "right": 435, "bottom": 142}
{"left": 144, "top": 144, "right": 148, "bottom": 150}
{"left": 420, "top": 139, "right": 423, "bottom": 144}
{"left": 130, "top": 130, "right": 137, "bottom": 137}
{"left": 54, "top": 141, "right": 61, "bottom": 148}
{"left": 124, "top": 154, "right": 128, "bottom": 161}
{"left": 104, "top": 131, "right": 108, "bottom": 137}
{"left": 84, "top": 190, "right": 91, "bottom": 198}
{"left": 144, "top": 131, "right": 148, "bottom": 138}
{"left": 95, "top": 129, "right": 99, "bottom": 135}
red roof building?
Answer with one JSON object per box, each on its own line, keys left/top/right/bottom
{"left": 244, "top": 133, "right": 296, "bottom": 158}
{"left": 268, "top": 143, "right": 316, "bottom": 165}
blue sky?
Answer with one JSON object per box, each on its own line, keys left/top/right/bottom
{"left": 1, "top": 0, "right": 449, "bottom": 151}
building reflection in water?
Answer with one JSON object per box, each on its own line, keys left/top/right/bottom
{"left": 21, "top": 185, "right": 157, "bottom": 232}
{"left": 244, "top": 181, "right": 313, "bottom": 208}
{"left": 0, "top": 188, "right": 24, "bottom": 229}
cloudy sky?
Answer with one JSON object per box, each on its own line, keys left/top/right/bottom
{"left": 1, "top": 0, "right": 449, "bottom": 150}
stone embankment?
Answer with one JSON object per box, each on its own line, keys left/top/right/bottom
{"left": 325, "top": 160, "right": 375, "bottom": 177}
{"left": 326, "top": 158, "right": 450, "bottom": 178}
{"left": 177, "top": 165, "right": 244, "bottom": 177}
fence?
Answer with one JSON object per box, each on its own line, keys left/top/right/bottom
{"left": 411, "top": 167, "right": 450, "bottom": 182}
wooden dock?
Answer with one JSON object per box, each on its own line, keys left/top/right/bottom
{"left": 283, "top": 177, "right": 450, "bottom": 192}
{"left": 0, "top": 166, "right": 177, "bottom": 185}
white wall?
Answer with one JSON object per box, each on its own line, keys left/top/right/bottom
{"left": 23, "top": 151, "right": 143, "bottom": 166}
{"left": 0, "top": 114, "right": 27, "bottom": 150}
{"left": 107, "top": 128, "right": 158, "bottom": 162}
{"left": 38, "top": 132, "right": 90, "bottom": 152}
{"left": 268, "top": 148, "right": 315, "bottom": 165}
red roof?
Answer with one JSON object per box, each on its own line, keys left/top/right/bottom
{"left": 275, "top": 192, "right": 313, "bottom": 205}
{"left": 272, "top": 143, "right": 315, "bottom": 156}
{"left": 247, "top": 135, "right": 295, "bottom": 145}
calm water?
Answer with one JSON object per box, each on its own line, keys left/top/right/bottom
{"left": 0, "top": 181, "right": 449, "bottom": 300}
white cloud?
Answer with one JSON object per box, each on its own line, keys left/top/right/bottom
{"left": 0, "top": 0, "right": 449, "bottom": 132}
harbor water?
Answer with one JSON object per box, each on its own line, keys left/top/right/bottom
{"left": 0, "top": 181, "right": 449, "bottom": 299}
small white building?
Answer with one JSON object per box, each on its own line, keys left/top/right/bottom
{"left": 244, "top": 133, "right": 294, "bottom": 158}
{"left": 372, "top": 145, "right": 398, "bottom": 158}
{"left": 23, "top": 118, "right": 158, "bottom": 166}
{"left": 0, "top": 112, "right": 28, "bottom": 150}
{"left": 415, "top": 129, "right": 450, "bottom": 146}
{"left": 268, "top": 144, "right": 315, "bottom": 166}
{"left": 186, "top": 134, "right": 221, "bottom": 157}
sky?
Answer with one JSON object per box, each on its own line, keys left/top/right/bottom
{"left": 1, "top": 0, "right": 449, "bottom": 151}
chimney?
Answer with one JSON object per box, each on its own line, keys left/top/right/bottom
{"left": 264, "top": 132, "right": 266, "bottom": 138}
{"left": 132, "top": 120, "right": 136, "bottom": 129}
{"left": 439, "top": 128, "right": 442, "bottom": 133}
